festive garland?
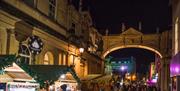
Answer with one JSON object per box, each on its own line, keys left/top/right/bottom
{"left": 0, "top": 55, "right": 17, "bottom": 74}
{"left": 68, "top": 66, "right": 81, "bottom": 84}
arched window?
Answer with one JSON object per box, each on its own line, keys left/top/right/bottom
{"left": 18, "top": 44, "right": 31, "bottom": 64}
{"left": 44, "top": 52, "right": 54, "bottom": 65}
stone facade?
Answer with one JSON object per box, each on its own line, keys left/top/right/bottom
{"left": 172, "top": 0, "right": 180, "bottom": 56}
{"left": 170, "top": 0, "right": 180, "bottom": 91}
{"left": 0, "top": 0, "right": 103, "bottom": 81}
{"left": 102, "top": 27, "right": 172, "bottom": 91}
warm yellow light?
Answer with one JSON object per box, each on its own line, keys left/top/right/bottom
{"left": 102, "top": 45, "right": 162, "bottom": 58}
{"left": 175, "top": 17, "right": 179, "bottom": 55}
{"left": 79, "top": 47, "right": 84, "bottom": 53}
{"left": 127, "top": 76, "right": 131, "bottom": 80}
{"left": 132, "top": 75, "right": 136, "bottom": 80}
{"left": 132, "top": 75, "right": 136, "bottom": 79}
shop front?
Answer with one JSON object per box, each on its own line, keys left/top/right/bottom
{"left": 0, "top": 63, "right": 40, "bottom": 91}
{"left": 28, "top": 65, "right": 81, "bottom": 91}
{"left": 170, "top": 52, "right": 180, "bottom": 91}
{"left": 5, "top": 82, "right": 39, "bottom": 91}
{"left": 54, "top": 73, "right": 78, "bottom": 91}
{"left": 55, "top": 80, "right": 78, "bottom": 91}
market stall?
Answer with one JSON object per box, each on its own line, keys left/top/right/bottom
{"left": 0, "top": 62, "right": 40, "bottom": 91}
{"left": 54, "top": 73, "right": 78, "bottom": 91}
{"left": 5, "top": 82, "right": 39, "bottom": 91}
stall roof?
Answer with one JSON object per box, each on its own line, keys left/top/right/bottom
{"left": 6, "top": 71, "right": 33, "bottom": 81}
{"left": 81, "top": 74, "right": 102, "bottom": 81}
{"left": 93, "top": 75, "right": 112, "bottom": 83}
{"left": 0, "top": 74, "right": 13, "bottom": 82}
{"left": 28, "top": 65, "right": 81, "bottom": 84}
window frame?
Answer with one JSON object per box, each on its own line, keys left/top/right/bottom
{"left": 48, "top": 0, "right": 57, "bottom": 19}
{"left": 18, "top": 44, "right": 31, "bottom": 64}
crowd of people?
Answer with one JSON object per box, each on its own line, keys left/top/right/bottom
{"left": 81, "top": 81, "right": 160, "bottom": 91}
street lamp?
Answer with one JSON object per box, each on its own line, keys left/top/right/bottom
{"left": 67, "top": 24, "right": 85, "bottom": 68}
{"left": 121, "top": 66, "right": 125, "bottom": 71}
{"left": 120, "top": 66, "right": 127, "bottom": 81}
{"left": 60, "top": 74, "right": 66, "bottom": 79}
{"left": 79, "top": 47, "right": 84, "bottom": 54}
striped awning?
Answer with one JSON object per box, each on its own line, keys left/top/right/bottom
{"left": 0, "top": 74, "right": 13, "bottom": 82}
{"left": 6, "top": 71, "right": 33, "bottom": 81}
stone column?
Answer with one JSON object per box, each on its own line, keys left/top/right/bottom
{"left": 161, "top": 56, "right": 171, "bottom": 91}
{"left": 0, "top": 27, "right": 7, "bottom": 54}
{"left": 6, "top": 29, "right": 14, "bottom": 54}
{"left": 160, "top": 60, "right": 165, "bottom": 91}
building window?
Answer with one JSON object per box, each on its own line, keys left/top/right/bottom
{"left": 63, "top": 54, "right": 66, "bottom": 65}
{"left": 44, "top": 52, "right": 54, "bottom": 65}
{"left": 49, "top": 0, "right": 56, "bottom": 19}
{"left": 18, "top": 44, "right": 31, "bottom": 64}
{"left": 22, "top": 0, "right": 35, "bottom": 7}
{"left": 68, "top": 23, "right": 76, "bottom": 35}
{"left": 175, "top": 17, "right": 179, "bottom": 54}
{"left": 59, "top": 53, "right": 62, "bottom": 65}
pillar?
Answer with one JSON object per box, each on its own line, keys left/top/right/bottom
{"left": 6, "top": 29, "right": 13, "bottom": 54}
{"left": 6, "top": 29, "right": 19, "bottom": 54}
{"left": 160, "top": 56, "right": 171, "bottom": 91}
{"left": 0, "top": 27, "right": 7, "bottom": 54}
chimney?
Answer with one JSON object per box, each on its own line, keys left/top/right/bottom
{"left": 156, "top": 27, "right": 159, "bottom": 34}
{"left": 105, "top": 29, "right": 109, "bottom": 36}
{"left": 138, "top": 22, "right": 142, "bottom": 31}
{"left": 79, "top": 0, "right": 83, "bottom": 12}
{"left": 122, "top": 23, "right": 126, "bottom": 32}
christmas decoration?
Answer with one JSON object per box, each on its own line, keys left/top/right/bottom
{"left": 28, "top": 35, "right": 43, "bottom": 55}
{"left": 0, "top": 55, "right": 17, "bottom": 71}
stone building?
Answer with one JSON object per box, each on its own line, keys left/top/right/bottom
{"left": 0, "top": 0, "right": 104, "bottom": 85}
{"left": 170, "top": 0, "right": 180, "bottom": 91}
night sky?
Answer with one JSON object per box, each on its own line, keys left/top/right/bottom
{"left": 106, "top": 48, "right": 155, "bottom": 74}
{"left": 73, "top": 0, "right": 171, "bottom": 73}
{"left": 83, "top": 0, "right": 172, "bottom": 35}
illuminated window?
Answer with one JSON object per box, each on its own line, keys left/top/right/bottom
{"left": 23, "top": 0, "right": 35, "bottom": 7}
{"left": 175, "top": 17, "right": 179, "bottom": 54}
{"left": 59, "top": 53, "right": 62, "bottom": 65}
{"left": 63, "top": 54, "right": 66, "bottom": 65}
{"left": 44, "top": 52, "right": 54, "bottom": 65}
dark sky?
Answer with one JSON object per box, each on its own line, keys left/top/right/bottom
{"left": 83, "top": 0, "right": 172, "bottom": 35}
{"left": 107, "top": 48, "right": 155, "bottom": 74}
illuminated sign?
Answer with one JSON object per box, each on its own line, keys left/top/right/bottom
{"left": 150, "top": 62, "right": 155, "bottom": 79}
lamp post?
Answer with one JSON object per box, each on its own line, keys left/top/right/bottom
{"left": 120, "top": 66, "right": 128, "bottom": 82}
{"left": 70, "top": 47, "right": 84, "bottom": 67}
{"left": 79, "top": 47, "right": 84, "bottom": 54}
{"left": 67, "top": 29, "right": 84, "bottom": 67}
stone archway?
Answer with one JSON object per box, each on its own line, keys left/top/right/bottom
{"left": 102, "top": 44, "right": 163, "bottom": 58}
{"left": 102, "top": 28, "right": 172, "bottom": 91}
